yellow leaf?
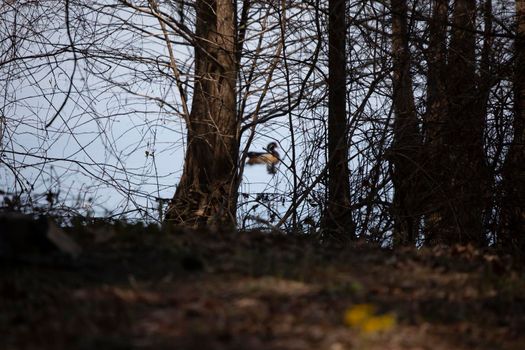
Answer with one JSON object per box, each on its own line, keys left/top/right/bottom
{"left": 344, "top": 304, "right": 376, "bottom": 327}
{"left": 360, "top": 313, "right": 396, "bottom": 333}
{"left": 344, "top": 304, "right": 396, "bottom": 334}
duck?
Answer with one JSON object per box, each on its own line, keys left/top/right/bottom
{"left": 246, "top": 142, "right": 280, "bottom": 174}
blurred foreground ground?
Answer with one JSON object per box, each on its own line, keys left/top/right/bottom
{"left": 1, "top": 224, "right": 524, "bottom": 350}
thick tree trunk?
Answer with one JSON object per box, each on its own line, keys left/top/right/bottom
{"left": 480, "top": 0, "right": 495, "bottom": 234}
{"left": 165, "top": 0, "right": 239, "bottom": 228}
{"left": 500, "top": 0, "right": 525, "bottom": 250}
{"left": 325, "top": 0, "right": 356, "bottom": 239}
{"left": 424, "top": 0, "right": 449, "bottom": 244}
{"left": 443, "top": 0, "right": 487, "bottom": 245}
{"left": 390, "top": 0, "right": 423, "bottom": 246}
{"left": 425, "top": 0, "right": 489, "bottom": 246}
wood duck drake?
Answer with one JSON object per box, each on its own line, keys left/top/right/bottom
{"left": 246, "top": 142, "right": 280, "bottom": 174}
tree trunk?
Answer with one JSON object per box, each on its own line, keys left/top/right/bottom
{"left": 165, "top": 0, "right": 239, "bottom": 228}
{"left": 444, "top": 0, "right": 487, "bottom": 245}
{"left": 424, "top": 0, "right": 488, "bottom": 246}
{"left": 480, "top": 0, "right": 495, "bottom": 235}
{"left": 500, "top": 0, "right": 525, "bottom": 251}
{"left": 390, "top": 0, "right": 423, "bottom": 246}
{"left": 424, "top": 0, "right": 449, "bottom": 244}
{"left": 325, "top": 0, "right": 356, "bottom": 240}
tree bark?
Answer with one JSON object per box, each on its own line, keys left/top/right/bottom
{"left": 424, "top": 0, "right": 488, "bottom": 245}
{"left": 390, "top": 0, "right": 423, "bottom": 246}
{"left": 423, "top": 0, "right": 449, "bottom": 244}
{"left": 325, "top": 0, "right": 356, "bottom": 240}
{"left": 500, "top": 0, "right": 525, "bottom": 250}
{"left": 165, "top": 0, "right": 239, "bottom": 228}
{"left": 480, "top": 0, "right": 495, "bottom": 235}
{"left": 444, "top": 0, "right": 487, "bottom": 245}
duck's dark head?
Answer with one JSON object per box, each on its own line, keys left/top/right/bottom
{"left": 265, "top": 142, "right": 278, "bottom": 153}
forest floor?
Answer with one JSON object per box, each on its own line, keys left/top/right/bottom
{"left": 1, "top": 223, "right": 524, "bottom": 350}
